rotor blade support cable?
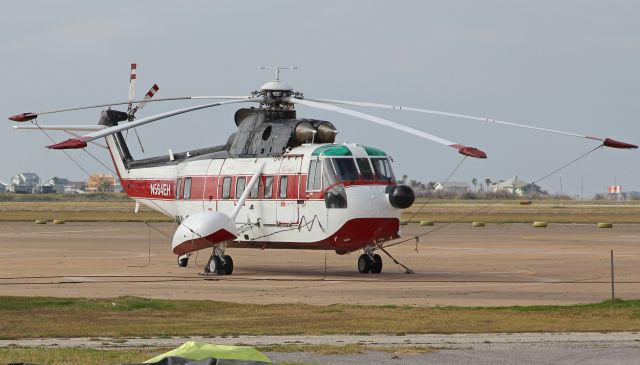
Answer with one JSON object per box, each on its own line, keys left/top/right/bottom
{"left": 405, "top": 155, "right": 468, "bottom": 225}
{"left": 27, "top": 121, "right": 218, "bottom": 264}
{"left": 384, "top": 144, "right": 606, "bottom": 251}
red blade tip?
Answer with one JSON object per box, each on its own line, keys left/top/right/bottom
{"left": 8, "top": 113, "right": 37, "bottom": 122}
{"left": 47, "top": 138, "right": 88, "bottom": 150}
{"left": 603, "top": 138, "right": 638, "bottom": 149}
{"left": 457, "top": 146, "right": 487, "bottom": 159}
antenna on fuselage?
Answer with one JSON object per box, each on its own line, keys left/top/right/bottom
{"left": 258, "top": 66, "right": 298, "bottom": 81}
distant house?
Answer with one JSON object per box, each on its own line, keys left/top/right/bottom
{"left": 10, "top": 172, "right": 40, "bottom": 194}
{"left": 43, "top": 177, "right": 70, "bottom": 194}
{"left": 490, "top": 176, "right": 542, "bottom": 196}
{"left": 64, "top": 181, "right": 87, "bottom": 194}
{"left": 434, "top": 181, "right": 470, "bottom": 193}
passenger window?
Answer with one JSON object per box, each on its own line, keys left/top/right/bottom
{"left": 264, "top": 176, "right": 274, "bottom": 199}
{"left": 356, "top": 158, "right": 375, "bottom": 180}
{"left": 183, "top": 177, "right": 192, "bottom": 199}
{"left": 222, "top": 177, "right": 231, "bottom": 199}
{"left": 279, "top": 176, "right": 288, "bottom": 199}
{"left": 176, "top": 178, "right": 182, "bottom": 199}
{"left": 250, "top": 178, "right": 259, "bottom": 199}
{"left": 307, "top": 159, "right": 322, "bottom": 191}
{"left": 236, "top": 177, "right": 246, "bottom": 198}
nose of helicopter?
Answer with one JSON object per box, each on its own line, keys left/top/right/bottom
{"left": 386, "top": 185, "right": 415, "bottom": 209}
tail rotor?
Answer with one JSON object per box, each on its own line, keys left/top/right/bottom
{"left": 125, "top": 63, "right": 159, "bottom": 153}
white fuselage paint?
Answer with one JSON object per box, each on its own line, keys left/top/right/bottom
{"left": 105, "top": 135, "right": 402, "bottom": 253}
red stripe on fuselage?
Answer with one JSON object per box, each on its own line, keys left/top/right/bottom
{"left": 120, "top": 175, "right": 395, "bottom": 201}
{"left": 228, "top": 217, "right": 400, "bottom": 253}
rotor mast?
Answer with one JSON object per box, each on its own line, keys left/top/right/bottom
{"left": 256, "top": 66, "right": 300, "bottom": 110}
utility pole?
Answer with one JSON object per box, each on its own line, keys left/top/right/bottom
{"left": 611, "top": 250, "right": 615, "bottom": 304}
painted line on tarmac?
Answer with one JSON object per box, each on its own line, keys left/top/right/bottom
{"left": 0, "top": 228, "right": 121, "bottom": 236}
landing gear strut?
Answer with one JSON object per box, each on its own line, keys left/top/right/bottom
{"left": 204, "top": 244, "right": 234, "bottom": 275}
{"left": 358, "top": 246, "right": 383, "bottom": 274}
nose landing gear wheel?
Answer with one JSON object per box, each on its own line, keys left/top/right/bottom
{"left": 358, "top": 254, "right": 372, "bottom": 273}
{"left": 177, "top": 256, "right": 189, "bottom": 267}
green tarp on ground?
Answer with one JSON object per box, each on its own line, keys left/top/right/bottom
{"left": 144, "top": 341, "right": 271, "bottom": 364}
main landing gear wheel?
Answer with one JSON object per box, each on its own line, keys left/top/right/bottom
{"left": 222, "top": 255, "right": 234, "bottom": 275}
{"left": 177, "top": 256, "right": 189, "bottom": 267}
{"left": 358, "top": 254, "right": 372, "bottom": 273}
{"left": 371, "top": 254, "right": 383, "bottom": 274}
{"left": 205, "top": 256, "right": 222, "bottom": 274}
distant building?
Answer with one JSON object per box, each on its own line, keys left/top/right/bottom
{"left": 64, "top": 181, "right": 86, "bottom": 194}
{"left": 434, "top": 181, "right": 470, "bottom": 193}
{"left": 10, "top": 172, "right": 40, "bottom": 194}
{"left": 43, "top": 177, "right": 70, "bottom": 194}
{"left": 0, "top": 181, "right": 7, "bottom": 193}
{"left": 607, "top": 185, "right": 625, "bottom": 201}
{"left": 490, "top": 176, "right": 542, "bottom": 196}
{"left": 86, "top": 173, "right": 116, "bottom": 192}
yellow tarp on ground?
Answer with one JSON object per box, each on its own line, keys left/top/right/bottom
{"left": 144, "top": 341, "right": 271, "bottom": 363}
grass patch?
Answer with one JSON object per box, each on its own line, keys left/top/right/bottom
{"left": 1, "top": 199, "right": 639, "bottom": 222}
{"left": 0, "top": 201, "right": 169, "bottom": 222}
{"left": 402, "top": 200, "right": 640, "bottom": 223}
{"left": 1, "top": 296, "right": 640, "bottom": 340}
{"left": 0, "top": 345, "right": 434, "bottom": 365}
{"left": 0, "top": 347, "right": 170, "bottom": 365}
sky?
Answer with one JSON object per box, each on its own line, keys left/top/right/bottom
{"left": 1, "top": 1, "right": 638, "bottom": 197}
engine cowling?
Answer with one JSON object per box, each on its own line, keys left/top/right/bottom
{"left": 172, "top": 212, "right": 238, "bottom": 255}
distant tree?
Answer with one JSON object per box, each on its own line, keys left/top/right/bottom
{"left": 400, "top": 174, "right": 408, "bottom": 184}
{"left": 472, "top": 178, "right": 478, "bottom": 191}
{"left": 426, "top": 181, "right": 436, "bottom": 191}
{"left": 98, "top": 180, "right": 111, "bottom": 192}
{"left": 485, "top": 178, "right": 492, "bottom": 188}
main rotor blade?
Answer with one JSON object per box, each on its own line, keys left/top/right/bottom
{"left": 8, "top": 95, "right": 254, "bottom": 122}
{"left": 47, "top": 98, "right": 262, "bottom": 149}
{"left": 290, "top": 97, "right": 487, "bottom": 158}
{"left": 305, "top": 97, "right": 637, "bottom": 150}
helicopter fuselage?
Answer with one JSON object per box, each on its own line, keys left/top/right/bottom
{"left": 104, "top": 108, "right": 410, "bottom": 255}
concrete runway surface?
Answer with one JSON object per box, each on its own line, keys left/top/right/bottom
{"left": 3, "top": 333, "right": 639, "bottom": 365}
{"left": 0, "top": 221, "right": 638, "bottom": 306}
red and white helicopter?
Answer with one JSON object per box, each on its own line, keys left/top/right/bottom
{"left": 9, "top": 65, "right": 637, "bottom": 275}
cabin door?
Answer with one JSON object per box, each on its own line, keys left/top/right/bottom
{"left": 276, "top": 156, "right": 302, "bottom": 224}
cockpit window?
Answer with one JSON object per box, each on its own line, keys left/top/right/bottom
{"left": 356, "top": 158, "right": 375, "bottom": 180}
{"left": 330, "top": 158, "right": 359, "bottom": 181}
{"left": 323, "top": 158, "right": 338, "bottom": 188}
{"left": 307, "top": 159, "right": 322, "bottom": 191}
{"left": 371, "top": 158, "right": 395, "bottom": 181}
